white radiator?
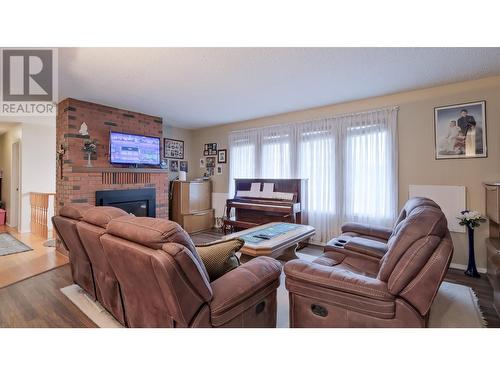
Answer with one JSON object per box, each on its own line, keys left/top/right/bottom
{"left": 408, "top": 184, "right": 466, "bottom": 233}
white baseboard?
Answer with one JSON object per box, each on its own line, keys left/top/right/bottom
{"left": 450, "top": 262, "right": 487, "bottom": 274}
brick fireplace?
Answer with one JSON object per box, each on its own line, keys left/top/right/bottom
{"left": 56, "top": 98, "right": 168, "bottom": 249}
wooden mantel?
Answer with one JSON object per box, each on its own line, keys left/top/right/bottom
{"left": 70, "top": 167, "right": 169, "bottom": 174}
{"left": 68, "top": 166, "right": 169, "bottom": 187}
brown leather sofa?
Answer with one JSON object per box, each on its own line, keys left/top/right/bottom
{"left": 52, "top": 204, "right": 96, "bottom": 299}
{"left": 284, "top": 204, "right": 453, "bottom": 327}
{"left": 76, "top": 206, "right": 129, "bottom": 325}
{"left": 54, "top": 204, "right": 283, "bottom": 328}
{"left": 326, "top": 197, "right": 442, "bottom": 261}
{"left": 100, "top": 215, "right": 282, "bottom": 328}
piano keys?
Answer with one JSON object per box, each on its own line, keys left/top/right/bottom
{"left": 223, "top": 178, "right": 308, "bottom": 234}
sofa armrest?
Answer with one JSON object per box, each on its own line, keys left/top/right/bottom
{"left": 341, "top": 222, "right": 392, "bottom": 241}
{"left": 284, "top": 259, "right": 393, "bottom": 301}
{"left": 343, "top": 237, "right": 388, "bottom": 259}
{"left": 209, "top": 257, "right": 282, "bottom": 326}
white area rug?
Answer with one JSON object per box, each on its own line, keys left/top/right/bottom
{"left": 61, "top": 267, "right": 486, "bottom": 328}
{"left": 61, "top": 285, "right": 122, "bottom": 328}
{"left": 428, "top": 281, "right": 486, "bottom": 327}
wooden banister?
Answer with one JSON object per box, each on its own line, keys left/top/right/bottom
{"left": 30, "top": 192, "right": 56, "bottom": 239}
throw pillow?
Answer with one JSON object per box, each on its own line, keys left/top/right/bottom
{"left": 196, "top": 238, "right": 243, "bottom": 281}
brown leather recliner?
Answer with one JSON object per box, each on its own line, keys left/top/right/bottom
{"left": 327, "top": 197, "right": 442, "bottom": 260}
{"left": 284, "top": 205, "right": 453, "bottom": 327}
{"left": 100, "top": 215, "right": 282, "bottom": 328}
{"left": 52, "top": 204, "right": 96, "bottom": 299}
{"left": 76, "top": 206, "right": 129, "bottom": 325}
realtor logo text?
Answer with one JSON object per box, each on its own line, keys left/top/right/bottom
{"left": 0, "top": 48, "right": 57, "bottom": 116}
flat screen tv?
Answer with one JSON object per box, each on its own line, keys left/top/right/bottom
{"left": 110, "top": 131, "right": 160, "bottom": 166}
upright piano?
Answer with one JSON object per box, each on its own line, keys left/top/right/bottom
{"left": 223, "top": 178, "right": 308, "bottom": 233}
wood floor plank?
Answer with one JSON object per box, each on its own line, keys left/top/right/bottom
{"left": 0, "top": 225, "right": 69, "bottom": 288}
{"left": 0, "top": 265, "right": 96, "bottom": 328}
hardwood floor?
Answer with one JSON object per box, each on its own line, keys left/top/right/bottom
{"left": 0, "top": 264, "right": 96, "bottom": 327}
{"left": 0, "top": 228, "right": 498, "bottom": 328}
{"left": 0, "top": 225, "right": 69, "bottom": 288}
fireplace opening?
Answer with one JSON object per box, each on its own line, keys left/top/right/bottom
{"left": 96, "top": 188, "right": 156, "bottom": 217}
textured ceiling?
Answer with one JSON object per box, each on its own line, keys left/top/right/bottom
{"left": 58, "top": 48, "right": 500, "bottom": 128}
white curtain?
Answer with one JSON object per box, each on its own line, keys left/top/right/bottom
{"left": 228, "top": 106, "right": 399, "bottom": 243}
{"left": 260, "top": 126, "right": 292, "bottom": 179}
{"left": 297, "top": 120, "right": 339, "bottom": 242}
{"left": 228, "top": 130, "right": 258, "bottom": 197}
{"left": 342, "top": 109, "right": 398, "bottom": 226}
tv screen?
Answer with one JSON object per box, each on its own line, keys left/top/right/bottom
{"left": 110, "top": 131, "right": 160, "bottom": 166}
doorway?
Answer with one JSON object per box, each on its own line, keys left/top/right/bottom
{"left": 10, "top": 141, "right": 20, "bottom": 228}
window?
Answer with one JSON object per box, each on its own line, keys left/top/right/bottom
{"left": 261, "top": 134, "right": 291, "bottom": 178}
{"left": 344, "top": 126, "right": 393, "bottom": 223}
{"left": 298, "top": 131, "right": 335, "bottom": 214}
{"left": 228, "top": 140, "right": 255, "bottom": 197}
{"left": 228, "top": 107, "right": 398, "bottom": 243}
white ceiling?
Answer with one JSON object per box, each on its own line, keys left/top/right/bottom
{"left": 58, "top": 48, "right": 500, "bottom": 128}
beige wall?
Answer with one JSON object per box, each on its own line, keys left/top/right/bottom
{"left": 0, "top": 120, "right": 56, "bottom": 232}
{"left": 188, "top": 75, "right": 500, "bottom": 270}
{"left": 19, "top": 122, "right": 56, "bottom": 233}
{"left": 163, "top": 124, "right": 193, "bottom": 181}
{"left": 0, "top": 124, "right": 22, "bottom": 226}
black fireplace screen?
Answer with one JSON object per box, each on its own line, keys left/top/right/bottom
{"left": 95, "top": 188, "right": 156, "bottom": 217}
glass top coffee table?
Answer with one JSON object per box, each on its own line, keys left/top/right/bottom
{"left": 222, "top": 222, "right": 316, "bottom": 259}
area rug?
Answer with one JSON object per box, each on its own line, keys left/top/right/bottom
{"left": 0, "top": 233, "right": 33, "bottom": 256}
{"left": 60, "top": 285, "right": 122, "bottom": 328}
{"left": 61, "top": 267, "right": 486, "bottom": 328}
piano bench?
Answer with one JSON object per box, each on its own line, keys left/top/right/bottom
{"left": 223, "top": 217, "right": 263, "bottom": 234}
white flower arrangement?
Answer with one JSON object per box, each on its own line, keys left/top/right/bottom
{"left": 457, "top": 210, "right": 486, "bottom": 228}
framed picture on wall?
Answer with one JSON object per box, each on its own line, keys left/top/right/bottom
{"left": 169, "top": 159, "right": 179, "bottom": 172}
{"left": 434, "top": 101, "right": 487, "bottom": 159}
{"left": 206, "top": 156, "right": 216, "bottom": 168}
{"left": 205, "top": 143, "right": 217, "bottom": 152}
{"left": 179, "top": 160, "right": 188, "bottom": 172}
{"left": 217, "top": 149, "right": 227, "bottom": 163}
{"left": 164, "top": 138, "right": 184, "bottom": 159}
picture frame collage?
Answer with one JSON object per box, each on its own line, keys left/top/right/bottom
{"left": 201, "top": 143, "right": 227, "bottom": 176}
{"left": 163, "top": 138, "right": 188, "bottom": 173}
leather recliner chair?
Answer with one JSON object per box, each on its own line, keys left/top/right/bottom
{"left": 326, "top": 197, "right": 441, "bottom": 261}
{"left": 284, "top": 204, "right": 453, "bottom": 328}
{"left": 100, "top": 215, "right": 283, "bottom": 328}
{"left": 76, "top": 206, "right": 129, "bottom": 326}
{"left": 52, "top": 204, "right": 96, "bottom": 299}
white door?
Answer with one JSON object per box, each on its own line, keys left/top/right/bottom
{"left": 10, "top": 141, "right": 20, "bottom": 228}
